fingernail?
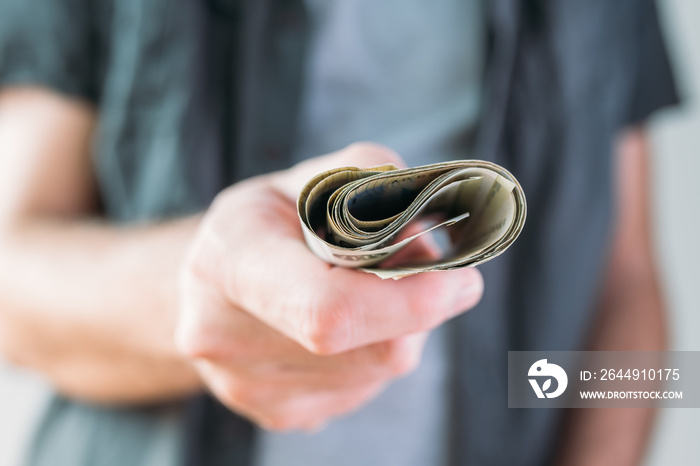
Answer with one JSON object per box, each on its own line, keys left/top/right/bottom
{"left": 451, "top": 268, "right": 484, "bottom": 316}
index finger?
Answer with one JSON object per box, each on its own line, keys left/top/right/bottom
{"left": 227, "top": 229, "right": 483, "bottom": 354}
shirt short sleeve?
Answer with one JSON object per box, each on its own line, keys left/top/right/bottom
{"left": 0, "top": 0, "right": 99, "bottom": 102}
{"left": 625, "top": 0, "right": 680, "bottom": 125}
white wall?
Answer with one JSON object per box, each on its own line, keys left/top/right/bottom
{"left": 0, "top": 0, "right": 699, "bottom": 464}
{"left": 0, "top": 364, "right": 47, "bottom": 466}
{"left": 645, "top": 0, "right": 700, "bottom": 463}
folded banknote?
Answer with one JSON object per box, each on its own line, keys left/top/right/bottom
{"left": 297, "top": 160, "right": 527, "bottom": 279}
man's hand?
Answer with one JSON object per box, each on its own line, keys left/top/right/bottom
{"left": 176, "top": 143, "right": 484, "bottom": 431}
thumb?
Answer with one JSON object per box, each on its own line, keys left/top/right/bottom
{"left": 270, "top": 142, "right": 406, "bottom": 201}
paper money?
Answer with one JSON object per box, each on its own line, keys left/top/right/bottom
{"left": 297, "top": 160, "right": 527, "bottom": 279}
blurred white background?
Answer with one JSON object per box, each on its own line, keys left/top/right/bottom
{"left": 1, "top": 0, "right": 699, "bottom": 464}
{"left": 644, "top": 0, "right": 700, "bottom": 463}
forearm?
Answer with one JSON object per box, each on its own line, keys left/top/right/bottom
{"left": 0, "top": 215, "right": 203, "bottom": 404}
{"left": 555, "top": 128, "right": 667, "bottom": 466}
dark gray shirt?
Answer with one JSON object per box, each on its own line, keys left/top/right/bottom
{"left": 0, "top": 1, "right": 678, "bottom": 465}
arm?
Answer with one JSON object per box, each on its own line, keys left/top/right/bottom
{"left": 0, "top": 87, "right": 203, "bottom": 403}
{"left": 0, "top": 87, "right": 484, "bottom": 430}
{"left": 554, "top": 127, "right": 667, "bottom": 465}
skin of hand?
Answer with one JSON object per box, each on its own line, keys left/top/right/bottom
{"left": 0, "top": 89, "right": 481, "bottom": 411}
{"left": 176, "top": 143, "right": 484, "bottom": 431}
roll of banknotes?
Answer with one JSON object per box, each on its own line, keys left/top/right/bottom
{"left": 297, "top": 160, "right": 527, "bottom": 279}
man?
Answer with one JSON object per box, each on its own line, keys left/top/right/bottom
{"left": 0, "top": 0, "right": 677, "bottom": 465}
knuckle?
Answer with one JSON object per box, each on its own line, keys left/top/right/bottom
{"left": 300, "top": 291, "right": 352, "bottom": 355}
{"left": 182, "top": 208, "right": 245, "bottom": 300}
{"left": 175, "top": 314, "right": 229, "bottom": 361}
{"left": 175, "top": 299, "right": 208, "bottom": 360}
{"left": 344, "top": 142, "right": 405, "bottom": 168}
{"left": 392, "top": 352, "right": 420, "bottom": 377}
{"left": 181, "top": 224, "right": 215, "bottom": 278}
{"left": 378, "top": 339, "right": 421, "bottom": 377}
{"left": 406, "top": 276, "right": 454, "bottom": 331}
{"left": 226, "top": 381, "right": 265, "bottom": 408}
{"left": 407, "top": 294, "right": 442, "bottom": 332}
{"left": 176, "top": 316, "right": 251, "bottom": 361}
{"left": 184, "top": 229, "right": 227, "bottom": 287}
{"left": 262, "top": 415, "right": 298, "bottom": 432}
{"left": 175, "top": 289, "right": 211, "bottom": 359}
{"left": 175, "top": 326, "right": 212, "bottom": 360}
